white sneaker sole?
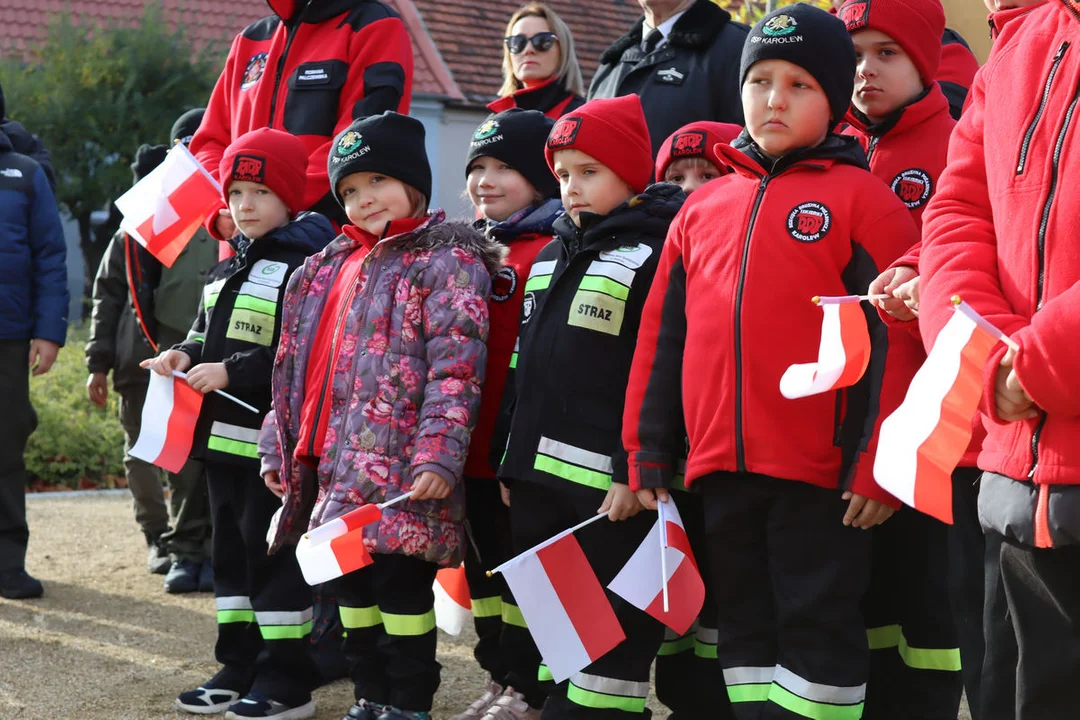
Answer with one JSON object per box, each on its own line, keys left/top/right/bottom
{"left": 176, "top": 698, "right": 235, "bottom": 714}
{"left": 224, "top": 699, "right": 316, "bottom": 720}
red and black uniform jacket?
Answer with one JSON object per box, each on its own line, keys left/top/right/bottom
{"left": 939, "top": 29, "right": 980, "bottom": 120}
{"left": 465, "top": 199, "right": 563, "bottom": 479}
{"left": 623, "top": 134, "right": 920, "bottom": 506}
{"left": 486, "top": 77, "right": 585, "bottom": 120}
{"left": 921, "top": 0, "right": 1080, "bottom": 547}
{"left": 191, "top": 0, "right": 412, "bottom": 233}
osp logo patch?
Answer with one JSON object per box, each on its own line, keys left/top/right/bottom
{"left": 671, "top": 131, "right": 706, "bottom": 158}
{"left": 787, "top": 202, "right": 832, "bottom": 243}
{"left": 762, "top": 14, "right": 797, "bottom": 36}
{"left": 491, "top": 266, "right": 518, "bottom": 303}
{"left": 521, "top": 292, "right": 536, "bottom": 323}
{"left": 241, "top": 53, "right": 268, "bottom": 90}
{"left": 337, "top": 131, "right": 364, "bottom": 156}
{"left": 548, "top": 117, "right": 582, "bottom": 149}
{"left": 838, "top": 0, "right": 870, "bottom": 31}
{"left": 232, "top": 154, "right": 265, "bottom": 184}
{"left": 891, "top": 169, "right": 932, "bottom": 209}
{"left": 474, "top": 119, "right": 499, "bottom": 141}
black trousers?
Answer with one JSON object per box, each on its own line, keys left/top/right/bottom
{"left": 948, "top": 467, "right": 987, "bottom": 720}
{"left": 654, "top": 491, "right": 734, "bottom": 720}
{"left": 331, "top": 553, "right": 441, "bottom": 712}
{"left": 982, "top": 530, "right": 1080, "bottom": 720}
{"left": 862, "top": 506, "right": 962, "bottom": 720}
{"left": 699, "top": 473, "right": 871, "bottom": 720}
{"left": 0, "top": 340, "right": 33, "bottom": 573}
{"left": 502, "top": 481, "right": 665, "bottom": 718}
{"left": 207, "top": 461, "right": 317, "bottom": 703}
{"left": 463, "top": 476, "right": 513, "bottom": 685}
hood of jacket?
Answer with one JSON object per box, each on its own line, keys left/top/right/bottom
{"left": 724, "top": 131, "right": 870, "bottom": 178}
{"left": 552, "top": 182, "right": 685, "bottom": 254}
{"left": 0, "top": 127, "right": 11, "bottom": 154}
{"left": 478, "top": 198, "right": 564, "bottom": 243}
{"left": 601, "top": 0, "right": 733, "bottom": 64}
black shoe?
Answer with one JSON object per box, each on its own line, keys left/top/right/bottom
{"left": 225, "top": 692, "right": 315, "bottom": 719}
{"left": 176, "top": 666, "right": 253, "bottom": 715}
{"left": 198, "top": 560, "right": 214, "bottom": 592}
{"left": 164, "top": 560, "right": 200, "bottom": 594}
{"left": 344, "top": 700, "right": 383, "bottom": 720}
{"left": 377, "top": 709, "right": 432, "bottom": 720}
{"left": 146, "top": 532, "right": 171, "bottom": 575}
{"left": 0, "top": 569, "right": 43, "bottom": 599}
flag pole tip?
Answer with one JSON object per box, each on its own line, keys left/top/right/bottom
{"left": 485, "top": 571, "right": 493, "bottom": 578}
{"left": 950, "top": 295, "right": 962, "bottom": 306}
{"left": 811, "top": 295, "right": 821, "bottom": 305}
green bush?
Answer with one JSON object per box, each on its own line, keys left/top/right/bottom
{"left": 26, "top": 325, "right": 126, "bottom": 489}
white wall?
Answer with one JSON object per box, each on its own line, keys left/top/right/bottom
{"left": 413, "top": 98, "right": 489, "bottom": 223}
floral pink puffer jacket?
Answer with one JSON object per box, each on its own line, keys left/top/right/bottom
{"left": 261, "top": 212, "right": 505, "bottom": 566}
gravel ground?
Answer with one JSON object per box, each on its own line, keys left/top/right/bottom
{"left": 1, "top": 493, "right": 969, "bottom": 720}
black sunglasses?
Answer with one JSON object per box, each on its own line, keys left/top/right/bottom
{"left": 505, "top": 32, "right": 559, "bottom": 54}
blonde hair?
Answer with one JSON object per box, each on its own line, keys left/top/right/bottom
{"left": 403, "top": 184, "right": 429, "bottom": 218}
{"left": 499, "top": 4, "right": 585, "bottom": 98}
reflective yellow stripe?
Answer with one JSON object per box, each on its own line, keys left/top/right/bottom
{"left": 694, "top": 639, "right": 718, "bottom": 659}
{"left": 567, "top": 674, "right": 648, "bottom": 713}
{"left": 509, "top": 352, "right": 518, "bottom": 369}
{"left": 538, "top": 664, "right": 554, "bottom": 682}
{"left": 259, "top": 620, "right": 313, "bottom": 640}
{"left": 728, "top": 684, "right": 771, "bottom": 703}
{"left": 578, "top": 275, "right": 630, "bottom": 301}
{"left": 207, "top": 436, "right": 259, "bottom": 459}
{"left": 234, "top": 294, "right": 277, "bottom": 315}
{"left": 524, "top": 275, "right": 552, "bottom": 293}
{"left": 217, "top": 609, "right": 255, "bottom": 624}
{"left": 769, "top": 684, "right": 863, "bottom": 720}
{"left": 339, "top": 605, "right": 382, "bottom": 629}
{"left": 657, "top": 634, "right": 695, "bottom": 656}
{"left": 381, "top": 610, "right": 436, "bottom": 636}
{"left": 533, "top": 455, "right": 612, "bottom": 491}
{"left": 502, "top": 602, "right": 527, "bottom": 628}
{"left": 867, "top": 625, "right": 961, "bottom": 671}
{"left": 471, "top": 596, "right": 502, "bottom": 619}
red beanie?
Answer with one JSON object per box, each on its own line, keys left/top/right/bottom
{"left": 655, "top": 121, "right": 742, "bottom": 183}
{"left": 838, "top": 0, "right": 946, "bottom": 84}
{"left": 545, "top": 95, "right": 653, "bottom": 194}
{"left": 219, "top": 128, "right": 308, "bottom": 214}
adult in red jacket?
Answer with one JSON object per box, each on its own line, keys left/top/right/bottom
{"left": 191, "top": 0, "right": 413, "bottom": 240}
{"left": 920, "top": 2, "right": 1080, "bottom": 717}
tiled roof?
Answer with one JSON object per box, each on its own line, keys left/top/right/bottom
{"left": 409, "top": 0, "right": 645, "bottom": 105}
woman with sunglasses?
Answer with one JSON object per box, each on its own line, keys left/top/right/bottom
{"left": 487, "top": 4, "right": 586, "bottom": 120}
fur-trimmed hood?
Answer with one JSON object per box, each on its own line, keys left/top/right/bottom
{"left": 600, "top": 0, "right": 733, "bottom": 64}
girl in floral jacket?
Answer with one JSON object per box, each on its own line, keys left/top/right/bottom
{"left": 258, "top": 112, "right": 504, "bottom": 720}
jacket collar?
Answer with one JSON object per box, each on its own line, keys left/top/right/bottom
{"left": 843, "top": 84, "right": 949, "bottom": 139}
{"left": 722, "top": 132, "right": 869, "bottom": 178}
{"left": 990, "top": 1, "right": 1049, "bottom": 36}
{"left": 487, "top": 77, "right": 578, "bottom": 114}
{"left": 480, "top": 198, "right": 564, "bottom": 242}
{"left": 267, "top": 0, "right": 366, "bottom": 25}
{"left": 341, "top": 213, "right": 432, "bottom": 251}
{"left": 600, "top": 0, "right": 732, "bottom": 64}
{"left": 552, "top": 183, "right": 685, "bottom": 256}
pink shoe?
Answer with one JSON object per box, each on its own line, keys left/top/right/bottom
{"left": 480, "top": 688, "right": 541, "bottom": 720}
{"left": 449, "top": 678, "right": 504, "bottom": 720}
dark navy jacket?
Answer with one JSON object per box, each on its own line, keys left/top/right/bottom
{"left": 0, "top": 128, "right": 68, "bottom": 346}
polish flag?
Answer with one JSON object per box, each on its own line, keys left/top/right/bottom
{"left": 305, "top": 504, "right": 382, "bottom": 546}
{"left": 129, "top": 371, "right": 203, "bottom": 473}
{"left": 500, "top": 533, "right": 625, "bottom": 682}
{"left": 780, "top": 296, "right": 871, "bottom": 399}
{"left": 608, "top": 500, "right": 704, "bottom": 636}
{"left": 295, "top": 527, "right": 374, "bottom": 585}
{"left": 433, "top": 564, "right": 472, "bottom": 636}
{"left": 115, "top": 143, "right": 221, "bottom": 267}
{"left": 874, "top": 300, "right": 1005, "bottom": 524}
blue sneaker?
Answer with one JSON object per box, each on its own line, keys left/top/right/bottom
{"left": 225, "top": 692, "right": 315, "bottom": 719}
{"left": 198, "top": 561, "right": 214, "bottom": 592}
{"left": 176, "top": 666, "right": 252, "bottom": 715}
{"left": 164, "top": 560, "right": 200, "bottom": 594}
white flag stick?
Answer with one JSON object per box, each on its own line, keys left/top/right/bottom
{"left": 951, "top": 296, "right": 1020, "bottom": 352}
{"left": 812, "top": 294, "right": 890, "bottom": 305}
{"left": 170, "top": 370, "right": 260, "bottom": 413}
{"left": 659, "top": 498, "right": 670, "bottom": 613}
{"left": 380, "top": 491, "right": 414, "bottom": 510}
{"left": 488, "top": 510, "right": 611, "bottom": 577}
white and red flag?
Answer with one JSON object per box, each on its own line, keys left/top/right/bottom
{"left": 129, "top": 371, "right": 203, "bottom": 473}
{"left": 780, "top": 296, "right": 871, "bottom": 399}
{"left": 295, "top": 528, "right": 374, "bottom": 586}
{"left": 874, "top": 299, "right": 1010, "bottom": 523}
{"left": 433, "top": 564, "right": 472, "bottom": 636}
{"left": 115, "top": 143, "right": 221, "bottom": 267}
{"left": 493, "top": 512, "right": 625, "bottom": 683}
{"left": 608, "top": 499, "right": 704, "bottom": 636}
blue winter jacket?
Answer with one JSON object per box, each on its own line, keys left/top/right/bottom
{"left": 0, "top": 128, "right": 68, "bottom": 345}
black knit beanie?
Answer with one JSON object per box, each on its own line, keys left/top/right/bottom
{"left": 170, "top": 108, "right": 205, "bottom": 147}
{"left": 131, "top": 143, "right": 169, "bottom": 183}
{"left": 466, "top": 109, "right": 559, "bottom": 200}
{"left": 740, "top": 4, "right": 857, "bottom": 126}
{"left": 328, "top": 112, "right": 432, "bottom": 207}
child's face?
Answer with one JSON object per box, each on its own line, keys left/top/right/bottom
{"left": 852, "top": 29, "right": 925, "bottom": 123}
{"left": 664, "top": 159, "right": 722, "bottom": 194}
{"left": 552, "top": 149, "right": 634, "bottom": 226}
{"left": 742, "top": 59, "right": 831, "bottom": 158}
{"left": 467, "top": 156, "right": 538, "bottom": 222}
{"left": 338, "top": 172, "right": 415, "bottom": 235}
{"left": 227, "top": 180, "right": 291, "bottom": 240}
